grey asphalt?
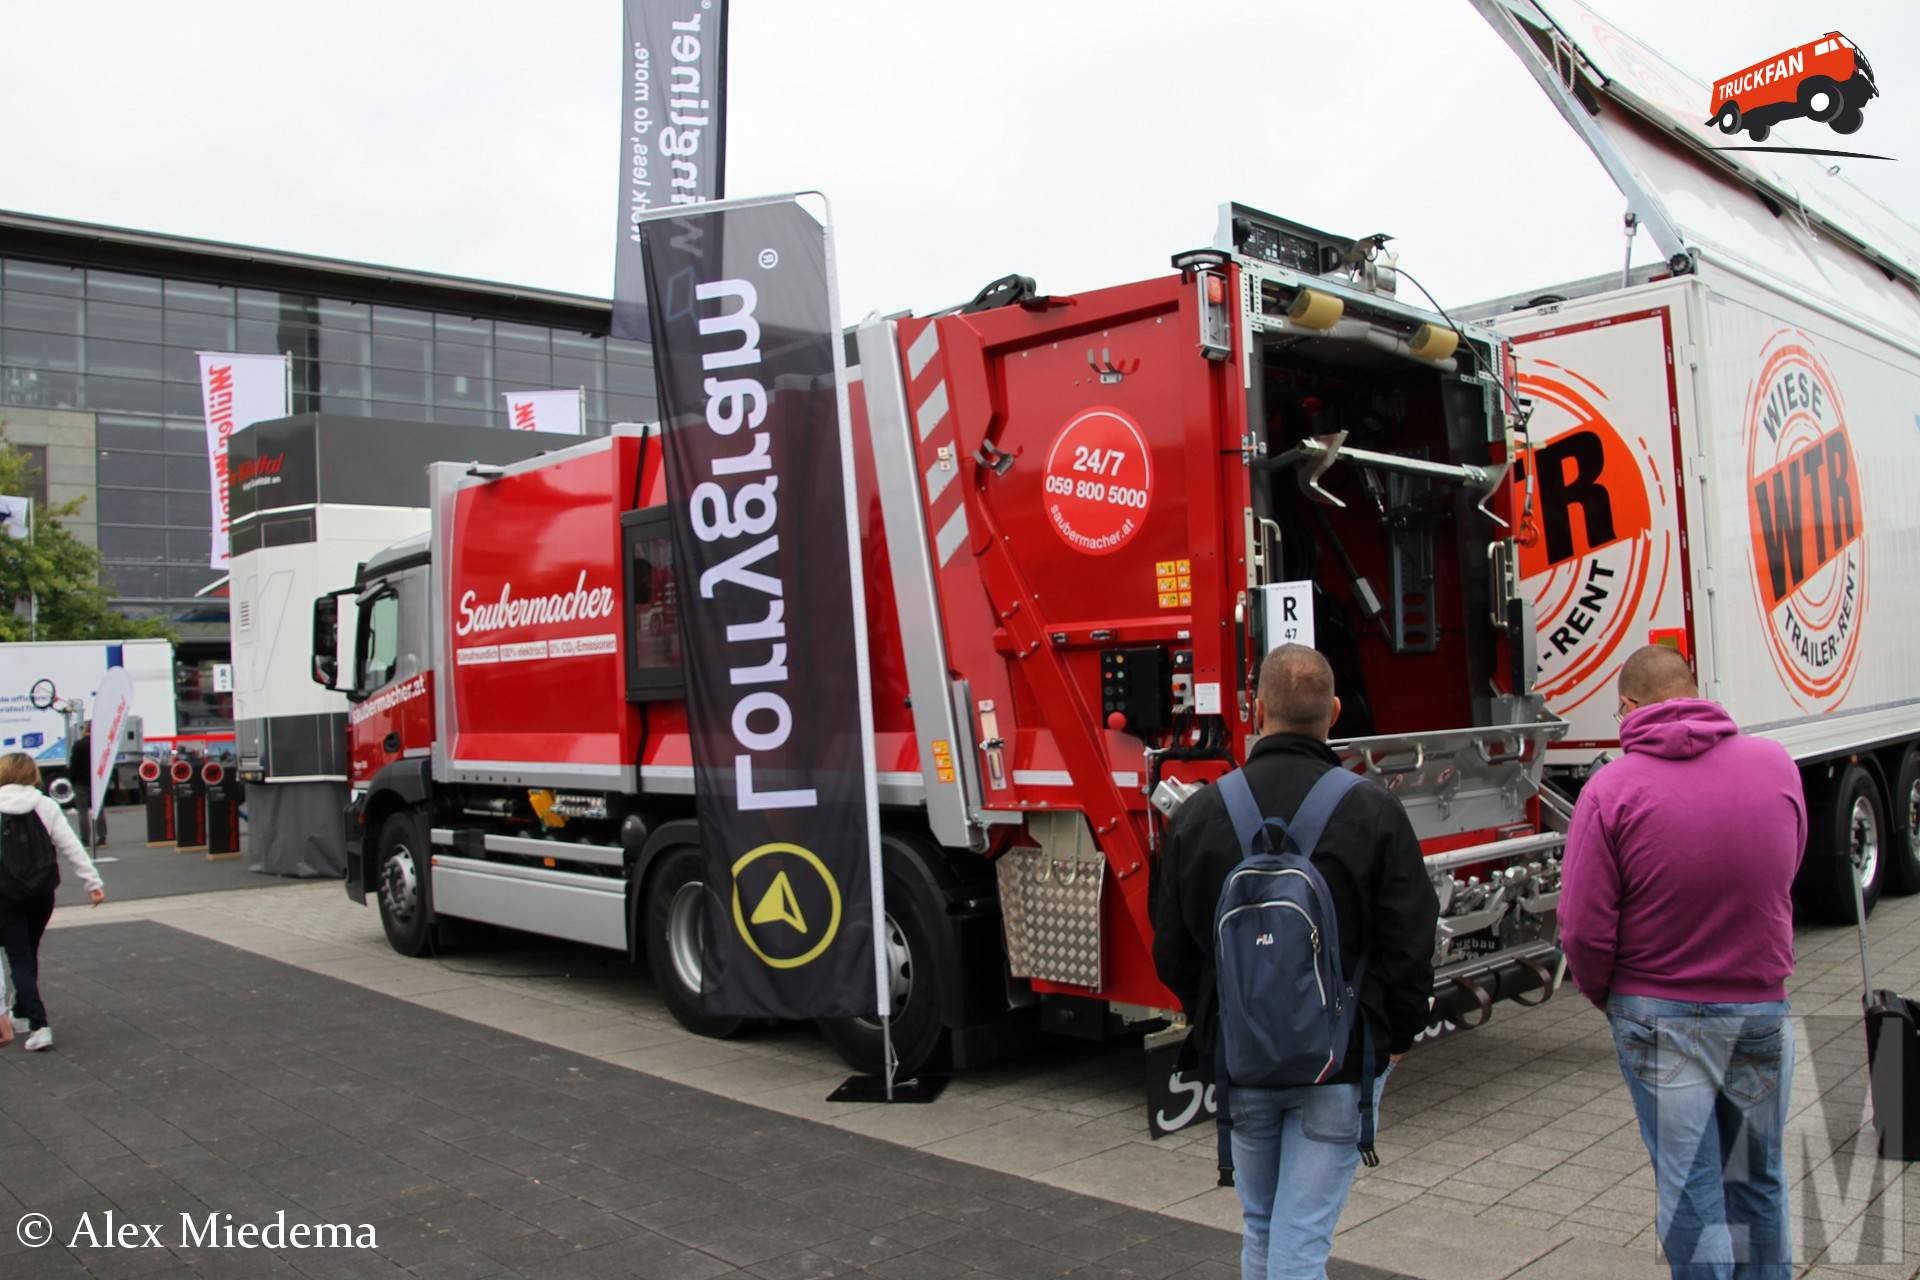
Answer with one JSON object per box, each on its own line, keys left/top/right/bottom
{"left": 0, "top": 921, "right": 1410, "bottom": 1280}
{"left": 55, "top": 804, "right": 293, "bottom": 909}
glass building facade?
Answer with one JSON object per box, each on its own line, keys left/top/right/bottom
{"left": 0, "top": 226, "right": 656, "bottom": 626}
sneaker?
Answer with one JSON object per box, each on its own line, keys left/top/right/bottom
{"left": 23, "top": 1027, "right": 51, "bottom": 1052}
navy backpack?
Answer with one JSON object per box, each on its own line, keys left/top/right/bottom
{"left": 1214, "top": 764, "right": 1380, "bottom": 1164}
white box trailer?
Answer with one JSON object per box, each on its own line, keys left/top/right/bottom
{"left": 1469, "top": 0, "right": 1920, "bottom": 921}
{"left": 0, "top": 638, "right": 176, "bottom": 795}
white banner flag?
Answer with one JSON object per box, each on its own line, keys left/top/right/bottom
{"left": 88, "top": 666, "right": 134, "bottom": 822}
{"left": 199, "top": 352, "right": 290, "bottom": 570}
{"left": 502, "top": 389, "right": 584, "bottom": 435}
{"left": 0, "top": 495, "right": 29, "bottom": 541}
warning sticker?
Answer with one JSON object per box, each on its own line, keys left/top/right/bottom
{"left": 1042, "top": 408, "right": 1153, "bottom": 555}
{"left": 1155, "top": 559, "right": 1192, "bottom": 609}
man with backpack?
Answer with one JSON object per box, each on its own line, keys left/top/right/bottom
{"left": 1152, "top": 645, "right": 1438, "bottom": 1280}
{"left": 0, "top": 751, "right": 105, "bottom": 1051}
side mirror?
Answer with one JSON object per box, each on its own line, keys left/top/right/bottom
{"left": 312, "top": 594, "right": 341, "bottom": 690}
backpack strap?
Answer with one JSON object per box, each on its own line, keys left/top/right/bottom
{"left": 1278, "top": 765, "right": 1363, "bottom": 862}
{"left": 1215, "top": 769, "right": 1265, "bottom": 857}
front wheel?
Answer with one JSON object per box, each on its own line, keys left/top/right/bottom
{"left": 1798, "top": 764, "right": 1885, "bottom": 924}
{"left": 643, "top": 846, "right": 746, "bottom": 1039}
{"left": 817, "top": 867, "right": 949, "bottom": 1077}
{"left": 375, "top": 809, "right": 433, "bottom": 957}
{"left": 1880, "top": 748, "right": 1920, "bottom": 896}
{"left": 1715, "top": 103, "right": 1742, "bottom": 135}
{"left": 1798, "top": 76, "right": 1844, "bottom": 123}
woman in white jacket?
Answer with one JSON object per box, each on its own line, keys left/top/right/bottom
{"left": 0, "top": 752, "right": 104, "bottom": 1051}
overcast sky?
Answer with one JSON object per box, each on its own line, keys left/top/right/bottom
{"left": 0, "top": 1, "right": 1913, "bottom": 321}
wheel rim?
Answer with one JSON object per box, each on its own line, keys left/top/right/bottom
{"left": 854, "top": 914, "right": 913, "bottom": 1032}
{"left": 1907, "top": 779, "right": 1918, "bottom": 862}
{"left": 1851, "top": 794, "right": 1880, "bottom": 888}
{"left": 667, "top": 880, "right": 707, "bottom": 995}
{"left": 382, "top": 844, "right": 419, "bottom": 925}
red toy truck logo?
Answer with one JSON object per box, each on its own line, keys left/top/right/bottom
{"left": 1708, "top": 32, "right": 1877, "bottom": 142}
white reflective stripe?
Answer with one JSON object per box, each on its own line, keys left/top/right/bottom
{"left": 906, "top": 324, "right": 941, "bottom": 380}
{"left": 1112, "top": 771, "right": 1139, "bottom": 788}
{"left": 915, "top": 382, "right": 950, "bottom": 440}
{"left": 924, "top": 458, "right": 955, "bottom": 506}
{"left": 1013, "top": 769, "right": 1072, "bottom": 787}
{"left": 934, "top": 503, "right": 968, "bottom": 565}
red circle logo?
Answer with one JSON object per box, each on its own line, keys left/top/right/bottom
{"left": 138, "top": 760, "right": 161, "bottom": 782}
{"left": 1743, "top": 331, "right": 1866, "bottom": 711}
{"left": 171, "top": 761, "right": 192, "bottom": 783}
{"left": 201, "top": 762, "right": 224, "bottom": 785}
{"left": 1041, "top": 408, "right": 1153, "bottom": 555}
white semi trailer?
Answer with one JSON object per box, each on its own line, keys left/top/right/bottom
{"left": 1468, "top": 0, "right": 1920, "bottom": 922}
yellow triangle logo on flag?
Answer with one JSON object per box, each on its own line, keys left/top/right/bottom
{"left": 748, "top": 871, "right": 808, "bottom": 935}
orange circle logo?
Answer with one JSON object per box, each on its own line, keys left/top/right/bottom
{"left": 1517, "top": 367, "right": 1668, "bottom": 714}
{"left": 1743, "top": 331, "right": 1866, "bottom": 711}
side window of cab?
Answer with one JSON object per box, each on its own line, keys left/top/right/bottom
{"left": 357, "top": 591, "right": 401, "bottom": 694}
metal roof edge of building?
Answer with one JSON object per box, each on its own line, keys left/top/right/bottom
{"left": 0, "top": 207, "right": 617, "bottom": 319}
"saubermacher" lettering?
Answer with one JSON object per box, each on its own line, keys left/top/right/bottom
{"left": 455, "top": 572, "right": 615, "bottom": 637}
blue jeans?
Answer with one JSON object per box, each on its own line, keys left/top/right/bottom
{"left": 1608, "top": 996, "right": 1793, "bottom": 1280}
{"left": 1229, "top": 1066, "right": 1389, "bottom": 1280}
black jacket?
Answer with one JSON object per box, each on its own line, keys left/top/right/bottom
{"left": 1150, "top": 733, "right": 1440, "bottom": 1079}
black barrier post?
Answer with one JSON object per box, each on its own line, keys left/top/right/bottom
{"left": 140, "top": 756, "right": 174, "bottom": 847}
{"left": 203, "top": 760, "right": 241, "bottom": 860}
{"left": 171, "top": 756, "right": 207, "bottom": 852}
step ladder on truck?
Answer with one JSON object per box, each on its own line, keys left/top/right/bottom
{"left": 314, "top": 203, "right": 1572, "bottom": 1091}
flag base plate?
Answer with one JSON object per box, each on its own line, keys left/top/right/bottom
{"left": 826, "top": 1074, "right": 949, "bottom": 1105}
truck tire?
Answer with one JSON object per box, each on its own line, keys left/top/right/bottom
{"left": 1797, "top": 76, "right": 1844, "bottom": 123}
{"left": 1746, "top": 121, "right": 1771, "bottom": 143}
{"left": 1882, "top": 748, "right": 1920, "bottom": 896}
{"left": 375, "top": 809, "right": 434, "bottom": 957}
{"left": 1799, "top": 764, "right": 1885, "bottom": 925}
{"left": 643, "top": 846, "right": 746, "bottom": 1040}
{"left": 816, "top": 867, "right": 948, "bottom": 1077}
{"left": 1830, "top": 106, "right": 1865, "bottom": 135}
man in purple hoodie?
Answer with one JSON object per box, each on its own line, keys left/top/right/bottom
{"left": 1561, "top": 644, "right": 1805, "bottom": 1280}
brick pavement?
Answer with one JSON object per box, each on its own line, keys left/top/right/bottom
{"left": 0, "top": 921, "right": 1407, "bottom": 1279}
{"left": 39, "top": 876, "right": 1920, "bottom": 1280}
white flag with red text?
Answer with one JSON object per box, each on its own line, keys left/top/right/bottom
{"left": 198, "top": 352, "right": 290, "bottom": 569}
{"left": 503, "top": 389, "right": 584, "bottom": 435}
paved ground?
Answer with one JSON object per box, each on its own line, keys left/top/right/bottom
{"left": 0, "top": 921, "right": 1403, "bottom": 1279}
{"left": 56, "top": 805, "right": 281, "bottom": 907}
{"left": 30, "top": 874, "right": 1920, "bottom": 1280}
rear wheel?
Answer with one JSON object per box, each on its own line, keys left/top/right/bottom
{"left": 1798, "top": 76, "right": 1844, "bottom": 122}
{"left": 1882, "top": 748, "right": 1920, "bottom": 896}
{"left": 375, "top": 809, "right": 433, "bottom": 957}
{"left": 643, "top": 846, "right": 746, "bottom": 1039}
{"left": 1747, "top": 121, "right": 1772, "bottom": 143}
{"left": 1831, "top": 106, "right": 1865, "bottom": 135}
{"left": 1799, "top": 764, "right": 1885, "bottom": 924}
{"left": 817, "top": 867, "right": 949, "bottom": 1077}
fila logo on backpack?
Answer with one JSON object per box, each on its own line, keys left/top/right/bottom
{"left": 1213, "top": 764, "right": 1382, "bottom": 1164}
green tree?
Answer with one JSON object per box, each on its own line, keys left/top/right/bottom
{"left": 0, "top": 435, "right": 174, "bottom": 643}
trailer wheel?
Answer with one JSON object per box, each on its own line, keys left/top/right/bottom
{"left": 1882, "top": 748, "right": 1920, "bottom": 897}
{"left": 643, "top": 846, "right": 746, "bottom": 1040}
{"left": 1799, "top": 764, "right": 1885, "bottom": 925}
{"left": 1830, "top": 106, "right": 1865, "bottom": 136}
{"left": 1746, "top": 121, "right": 1771, "bottom": 143}
{"left": 1714, "top": 103, "right": 1741, "bottom": 135}
{"left": 816, "top": 868, "right": 948, "bottom": 1077}
{"left": 1798, "top": 76, "right": 1845, "bottom": 123}
{"left": 375, "top": 809, "right": 433, "bottom": 957}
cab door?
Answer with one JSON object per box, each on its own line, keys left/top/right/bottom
{"left": 347, "top": 567, "right": 433, "bottom": 786}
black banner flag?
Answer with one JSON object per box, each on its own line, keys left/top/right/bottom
{"left": 612, "top": 0, "right": 730, "bottom": 340}
{"left": 639, "top": 196, "right": 885, "bottom": 1021}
